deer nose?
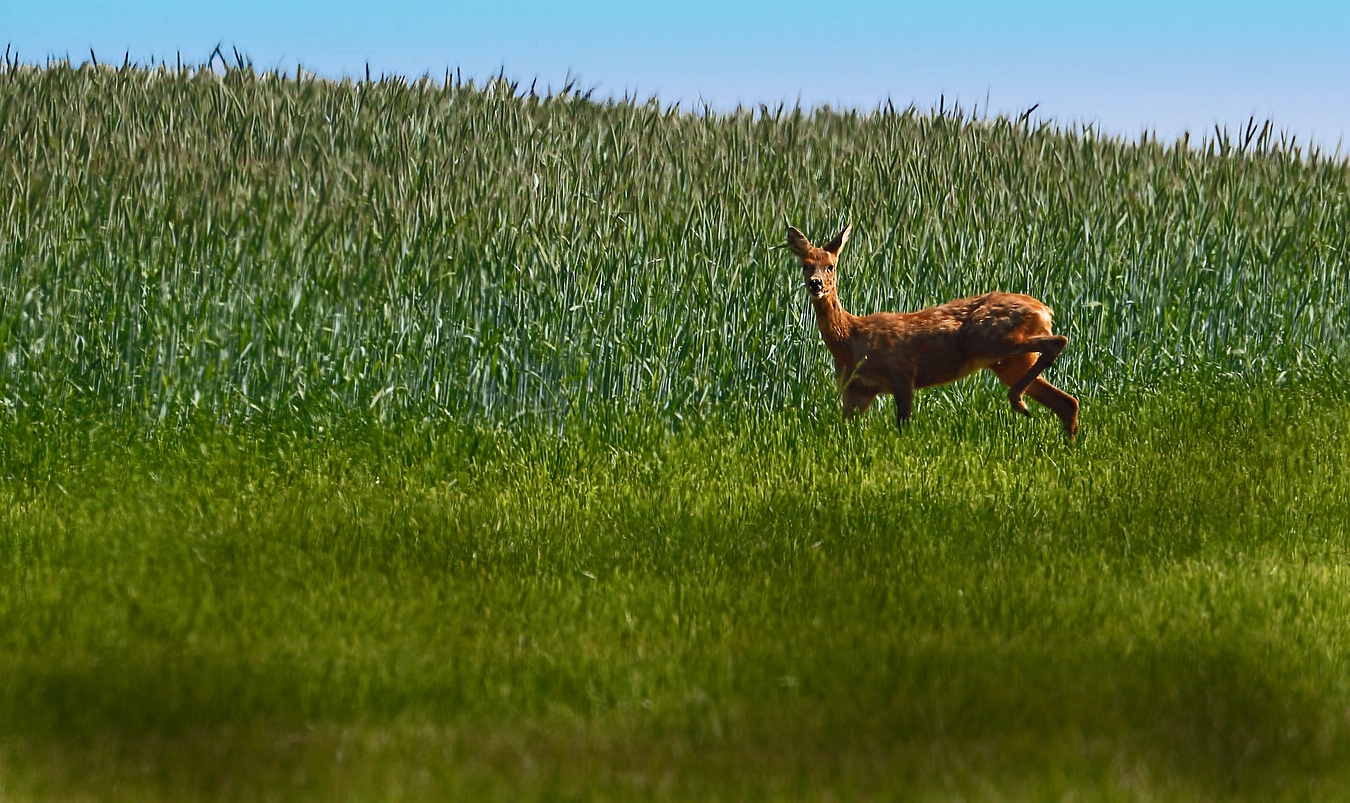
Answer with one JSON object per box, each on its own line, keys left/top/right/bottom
{"left": 808, "top": 277, "right": 824, "bottom": 293}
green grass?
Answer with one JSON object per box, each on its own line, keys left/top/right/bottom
{"left": 4, "top": 384, "right": 1350, "bottom": 799}
{"left": 2, "top": 60, "right": 1347, "bottom": 430}
{"left": 2, "top": 59, "right": 1349, "bottom": 799}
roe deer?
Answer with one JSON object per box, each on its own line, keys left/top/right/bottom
{"left": 787, "top": 224, "right": 1079, "bottom": 438}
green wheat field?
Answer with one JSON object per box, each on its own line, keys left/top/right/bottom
{"left": 2, "top": 59, "right": 1349, "bottom": 800}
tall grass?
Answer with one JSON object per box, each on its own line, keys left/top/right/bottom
{"left": 2, "top": 59, "right": 1346, "bottom": 432}
{"left": 4, "top": 57, "right": 1350, "bottom": 800}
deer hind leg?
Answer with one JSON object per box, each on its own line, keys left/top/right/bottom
{"left": 1000, "top": 335, "right": 1067, "bottom": 411}
{"left": 989, "top": 351, "right": 1079, "bottom": 438}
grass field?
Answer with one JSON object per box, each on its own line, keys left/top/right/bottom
{"left": 2, "top": 59, "right": 1349, "bottom": 800}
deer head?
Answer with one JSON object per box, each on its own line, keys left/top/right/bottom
{"left": 787, "top": 224, "right": 852, "bottom": 300}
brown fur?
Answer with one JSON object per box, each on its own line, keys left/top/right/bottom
{"left": 788, "top": 224, "right": 1079, "bottom": 437}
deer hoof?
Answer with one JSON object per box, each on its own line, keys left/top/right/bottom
{"left": 1009, "top": 396, "right": 1031, "bottom": 417}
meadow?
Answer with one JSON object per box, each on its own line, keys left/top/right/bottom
{"left": 1, "top": 58, "right": 1348, "bottom": 800}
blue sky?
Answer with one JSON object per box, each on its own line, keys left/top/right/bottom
{"left": 6, "top": 1, "right": 1348, "bottom": 153}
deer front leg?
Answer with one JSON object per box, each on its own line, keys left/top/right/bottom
{"left": 893, "top": 375, "right": 915, "bottom": 429}
{"left": 842, "top": 385, "right": 878, "bottom": 420}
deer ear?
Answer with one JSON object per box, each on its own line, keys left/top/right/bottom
{"left": 823, "top": 224, "right": 852, "bottom": 256}
{"left": 786, "top": 226, "right": 813, "bottom": 260}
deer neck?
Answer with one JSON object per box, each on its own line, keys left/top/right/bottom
{"left": 810, "top": 293, "right": 855, "bottom": 360}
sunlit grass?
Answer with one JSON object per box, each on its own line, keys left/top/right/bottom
{"left": 1, "top": 60, "right": 1346, "bottom": 431}
{"left": 1, "top": 58, "right": 1349, "bottom": 799}
{"left": 3, "top": 385, "right": 1350, "bottom": 799}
